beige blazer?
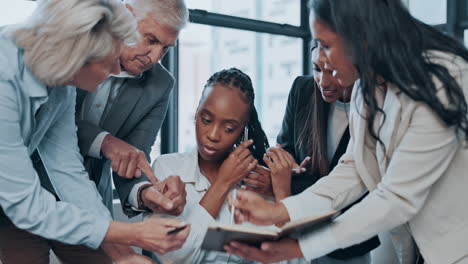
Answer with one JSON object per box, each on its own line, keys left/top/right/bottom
{"left": 283, "top": 51, "right": 468, "bottom": 264}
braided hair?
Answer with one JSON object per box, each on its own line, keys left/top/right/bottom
{"left": 201, "top": 68, "right": 270, "bottom": 163}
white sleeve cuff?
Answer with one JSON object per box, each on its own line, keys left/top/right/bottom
{"left": 298, "top": 225, "right": 339, "bottom": 261}
{"left": 128, "top": 181, "right": 152, "bottom": 209}
{"left": 178, "top": 203, "right": 215, "bottom": 249}
{"left": 88, "top": 131, "right": 110, "bottom": 159}
{"left": 281, "top": 193, "right": 333, "bottom": 221}
{"left": 88, "top": 218, "right": 112, "bottom": 249}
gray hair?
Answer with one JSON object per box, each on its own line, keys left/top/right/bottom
{"left": 10, "top": 0, "right": 138, "bottom": 86}
{"left": 125, "top": 0, "right": 188, "bottom": 31}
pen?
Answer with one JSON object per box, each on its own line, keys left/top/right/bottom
{"left": 166, "top": 224, "right": 188, "bottom": 235}
{"left": 230, "top": 188, "right": 237, "bottom": 225}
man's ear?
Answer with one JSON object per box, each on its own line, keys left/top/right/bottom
{"left": 125, "top": 3, "right": 136, "bottom": 17}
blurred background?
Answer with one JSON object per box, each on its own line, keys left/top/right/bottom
{"left": 1, "top": 0, "right": 467, "bottom": 263}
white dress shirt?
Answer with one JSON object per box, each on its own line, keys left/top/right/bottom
{"left": 80, "top": 72, "right": 136, "bottom": 158}
{"left": 148, "top": 150, "right": 274, "bottom": 264}
{"left": 80, "top": 72, "right": 146, "bottom": 210}
{"left": 326, "top": 100, "right": 350, "bottom": 162}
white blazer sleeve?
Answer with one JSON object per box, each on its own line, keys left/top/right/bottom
{"left": 281, "top": 128, "right": 367, "bottom": 221}
{"left": 297, "top": 102, "right": 460, "bottom": 260}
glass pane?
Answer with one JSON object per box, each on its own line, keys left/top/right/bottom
{"left": 0, "top": 1, "right": 36, "bottom": 26}
{"left": 178, "top": 23, "right": 303, "bottom": 152}
{"left": 408, "top": 0, "right": 447, "bottom": 25}
{"left": 186, "top": 0, "right": 301, "bottom": 27}
{"left": 465, "top": 29, "right": 468, "bottom": 47}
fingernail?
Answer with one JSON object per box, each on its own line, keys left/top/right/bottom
{"left": 261, "top": 243, "right": 270, "bottom": 250}
{"left": 167, "top": 202, "right": 174, "bottom": 208}
{"left": 230, "top": 241, "right": 239, "bottom": 247}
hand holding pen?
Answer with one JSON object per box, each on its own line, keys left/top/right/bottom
{"left": 228, "top": 189, "right": 290, "bottom": 226}
{"left": 230, "top": 188, "right": 238, "bottom": 225}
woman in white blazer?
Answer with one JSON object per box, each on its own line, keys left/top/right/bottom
{"left": 223, "top": 0, "right": 468, "bottom": 263}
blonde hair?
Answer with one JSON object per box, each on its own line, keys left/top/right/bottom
{"left": 125, "top": 0, "right": 188, "bottom": 31}
{"left": 11, "top": 0, "right": 138, "bottom": 86}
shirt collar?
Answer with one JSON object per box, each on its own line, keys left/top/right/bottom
{"left": 183, "top": 149, "right": 212, "bottom": 192}
{"left": 333, "top": 99, "right": 350, "bottom": 111}
{"left": 21, "top": 56, "right": 48, "bottom": 98}
{"left": 110, "top": 71, "right": 142, "bottom": 79}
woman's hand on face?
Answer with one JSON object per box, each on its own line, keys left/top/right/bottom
{"left": 217, "top": 140, "right": 258, "bottom": 188}
{"left": 135, "top": 217, "right": 190, "bottom": 254}
{"left": 242, "top": 165, "right": 274, "bottom": 197}
{"left": 224, "top": 238, "right": 303, "bottom": 263}
{"left": 228, "top": 189, "right": 290, "bottom": 226}
{"left": 263, "top": 145, "right": 296, "bottom": 200}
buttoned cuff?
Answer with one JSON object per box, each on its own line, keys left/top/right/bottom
{"left": 88, "top": 131, "right": 110, "bottom": 159}
{"left": 128, "top": 181, "right": 152, "bottom": 210}
{"left": 88, "top": 217, "right": 112, "bottom": 249}
{"left": 298, "top": 225, "right": 338, "bottom": 261}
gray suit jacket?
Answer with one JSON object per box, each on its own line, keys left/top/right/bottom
{"left": 76, "top": 63, "right": 174, "bottom": 217}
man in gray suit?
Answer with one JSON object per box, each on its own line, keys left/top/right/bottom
{"left": 76, "top": 0, "right": 188, "bottom": 217}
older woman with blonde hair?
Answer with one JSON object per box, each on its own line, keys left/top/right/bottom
{"left": 0, "top": 1, "right": 189, "bottom": 264}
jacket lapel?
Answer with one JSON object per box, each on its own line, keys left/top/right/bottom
{"left": 101, "top": 78, "right": 144, "bottom": 135}
{"left": 353, "top": 103, "right": 380, "bottom": 191}
{"left": 376, "top": 85, "right": 402, "bottom": 170}
{"left": 353, "top": 85, "right": 403, "bottom": 190}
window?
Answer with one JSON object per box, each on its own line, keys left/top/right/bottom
{"left": 0, "top": 1, "right": 36, "bottom": 27}
{"left": 465, "top": 29, "right": 468, "bottom": 47}
{"left": 408, "top": 0, "right": 447, "bottom": 25}
{"left": 186, "top": 0, "right": 301, "bottom": 26}
{"left": 178, "top": 23, "right": 303, "bottom": 152}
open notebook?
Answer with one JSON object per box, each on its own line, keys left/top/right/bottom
{"left": 201, "top": 210, "right": 339, "bottom": 252}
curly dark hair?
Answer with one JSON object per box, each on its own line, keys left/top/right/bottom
{"left": 201, "top": 68, "right": 270, "bottom": 163}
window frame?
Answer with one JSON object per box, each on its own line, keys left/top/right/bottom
{"left": 160, "top": 0, "right": 312, "bottom": 154}
{"left": 161, "top": 0, "right": 468, "bottom": 154}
